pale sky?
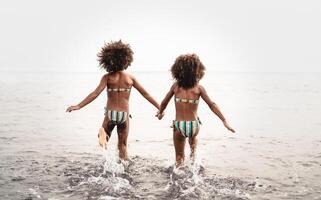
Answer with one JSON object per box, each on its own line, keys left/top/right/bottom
{"left": 1, "top": 0, "right": 320, "bottom": 72}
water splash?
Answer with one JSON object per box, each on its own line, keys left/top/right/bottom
{"left": 102, "top": 148, "right": 125, "bottom": 175}
{"left": 165, "top": 159, "right": 256, "bottom": 200}
{"left": 63, "top": 147, "right": 134, "bottom": 199}
{"left": 5, "top": 152, "right": 266, "bottom": 199}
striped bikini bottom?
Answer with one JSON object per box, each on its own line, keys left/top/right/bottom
{"left": 105, "top": 109, "right": 128, "bottom": 125}
{"left": 173, "top": 119, "right": 200, "bottom": 138}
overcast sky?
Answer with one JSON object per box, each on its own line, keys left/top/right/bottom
{"left": 1, "top": 0, "right": 320, "bottom": 72}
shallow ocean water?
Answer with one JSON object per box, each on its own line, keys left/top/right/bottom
{"left": 0, "top": 70, "right": 321, "bottom": 199}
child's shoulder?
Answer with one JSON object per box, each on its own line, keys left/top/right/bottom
{"left": 124, "top": 71, "right": 135, "bottom": 80}
{"left": 171, "top": 82, "right": 179, "bottom": 90}
{"left": 101, "top": 73, "right": 109, "bottom": 80}
{"left": 196, "top": 83, "right": 204, "bottom": 88}
{"left": 196, "top": 84, "right": 207, "bottom": 94}
{"left": 119, "top": 71, "right": 137, "bottom": 83}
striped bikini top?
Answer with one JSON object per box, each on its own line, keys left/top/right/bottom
{"left": 175, "top": 97, "right": 199, "bottom": 104}
{"left": 107, "top": 87, "right": 131, "bottom": 92}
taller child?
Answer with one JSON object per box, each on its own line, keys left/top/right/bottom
{"left": 66, "top": 41, "right": 160, "bottom": 160}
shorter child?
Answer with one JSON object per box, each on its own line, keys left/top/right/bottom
{"left": 157, "top": 54, "right": 235, "bottom": 166}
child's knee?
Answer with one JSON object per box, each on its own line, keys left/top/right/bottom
{"left": 176, "top": 150, "right": 184, "bottom": 157}
{"left": 177, "top": 153, "right": 184, "bottom": 158}
{"left": 118, "top": 141, "right": 127, "bottom": 149}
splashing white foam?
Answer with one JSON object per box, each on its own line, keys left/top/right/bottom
{"left": 102, "top": 147, "right": 125, "bottom": 175}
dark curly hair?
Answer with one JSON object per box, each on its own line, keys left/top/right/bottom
{"left": 171, "top": 54, "right": 205, "bottom": 89}
{"left": 97, "top": 40, "right": 133, "bottom": 73}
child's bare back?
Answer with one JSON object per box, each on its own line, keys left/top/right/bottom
{"left": 172, "top": 83, "right": 201, "bottom": 121}
{"left": 105, "top": 71, "right": 133, "bottom": 112}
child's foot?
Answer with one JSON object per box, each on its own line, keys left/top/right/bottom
{"left": 98, "top": 127, "right": 109, "bottom": 149}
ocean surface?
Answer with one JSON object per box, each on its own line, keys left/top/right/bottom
{"left": 0, "top": 70, "right": 321, "bottom": 200}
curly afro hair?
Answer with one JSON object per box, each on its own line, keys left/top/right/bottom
{"left": 97, "top": 40, "right": 133, "bottom": 73}
{"left": 171, "top": 54, "right": 205, "bottom": 89}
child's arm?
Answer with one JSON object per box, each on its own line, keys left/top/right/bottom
{"left": 132, "top": 76, "right": 160, "bottom": 110}
{"left": 157, "top": 83, "right": 175, "bottom": 119}
{"left": 200, "top": 85, "right": 235, "bottom": 133}
{"left": 66, "top": 75, "right": 107, "bottom": 112}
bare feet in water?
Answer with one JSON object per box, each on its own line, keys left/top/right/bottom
{"left": 98, "top": 127, "right": 109, "bottom": 149}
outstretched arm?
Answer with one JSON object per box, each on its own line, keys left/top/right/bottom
{"left": 132, "top": 76, "right": 160, "bottom": 110}
{"left": 200, "top": 85, "right": 235, "bottom": 133}
{"left": 66, "top": 75, "right": 108, "bottom": 112}
{"left": 157, "top": 83, "right": 175, "bottom": 119}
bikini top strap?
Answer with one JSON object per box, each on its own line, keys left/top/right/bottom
{"left": 107, "top": 87, "right": 131, "bottom": 92}
{"left": 174, "top": 97, "right": 199, "bottom": 104}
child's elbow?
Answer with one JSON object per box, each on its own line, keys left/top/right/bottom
{"left": 209, "top": 101, "right": 217, "bottom": 108}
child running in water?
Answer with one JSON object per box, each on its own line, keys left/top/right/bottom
{"left": 156, "top": 54, "right": 235, "bottom": 167}
{"left": 66, "top": 40, "right": 160, "bottom": 160}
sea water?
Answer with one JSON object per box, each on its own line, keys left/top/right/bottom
{"left": 0, "top": 70, "right": 321, "bottom": 199}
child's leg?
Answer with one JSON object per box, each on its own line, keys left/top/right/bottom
{"left": 99, "top": 116, "right": 115, "bottom": 149}
{"left": 173, "top": 130, "right": 186, "bottom": 167}
{"left": 188, "top": 136, "right": 198, "bottom": 164}
{"left": 188, "top": 128, "right": 199, "bottom": 163}
{"left": 116, "top": 120, "right": 129, "bottom": 160}
{"left": 102, "top": 116, "right": 116, "bottom": 138}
